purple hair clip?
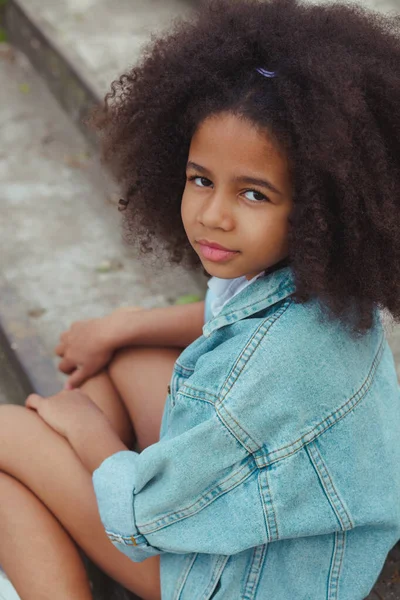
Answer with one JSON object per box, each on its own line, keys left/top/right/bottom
{"left": 256, "top": 67, "right": 277, "bottom": 78}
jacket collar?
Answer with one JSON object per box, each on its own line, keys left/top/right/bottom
{"left": 202, "top": 265, "right": 296, "bottom": 338}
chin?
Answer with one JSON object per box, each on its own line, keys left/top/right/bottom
{"left": 202, "top": 263, "right": 242, "bottom": 279}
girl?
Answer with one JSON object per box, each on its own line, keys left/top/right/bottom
{"left": 1, "top": 0, "right": 400, "bottom": 598}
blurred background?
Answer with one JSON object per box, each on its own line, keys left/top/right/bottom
{"left": 0, "top": 0, "right": 399, "bottom": 598}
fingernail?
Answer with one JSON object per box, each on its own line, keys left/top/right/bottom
{"left": 64, "top": 383, "right": 72, "bottom": 390}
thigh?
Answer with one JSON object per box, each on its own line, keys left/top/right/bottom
{"left": 79, "top": 370, "right": 134, "bottom": 448}
{"left": 108, "top": 345, "right": 183, "bottom": 451}
{"left": 0, "top": 404, "right": 161, "bottom": 600}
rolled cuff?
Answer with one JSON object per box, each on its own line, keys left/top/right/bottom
{"left": 92, "top": 450, "right": 163, "bottom": 562}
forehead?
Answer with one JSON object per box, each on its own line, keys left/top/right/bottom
{"left": 189, "top": 112, "right": 289, "bottom": 175}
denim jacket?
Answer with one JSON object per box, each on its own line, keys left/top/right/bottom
{"left": 93, "top": 265, "right": 400, "bottom": 600}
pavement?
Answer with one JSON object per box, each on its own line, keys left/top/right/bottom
{"left": 10, "top": 0, "right": 195, "bottom": 99}
{"left": 0, "top": 40, "right": 206, "bottom": 400}
{"left": 0, "top": 347, "right": 26, "bottom": 406}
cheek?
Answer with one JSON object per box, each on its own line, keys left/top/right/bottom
{"left": 248, "top": 212, "right": 289, "bottom": 250}
{"left": 180, "top": 191, "right": 192, "bottom": 231}
{"left": 181, "top": 185, "right": 196, "bottom": 214}
{"left": 180, "top": 188, "right": 187, "bottom": 214}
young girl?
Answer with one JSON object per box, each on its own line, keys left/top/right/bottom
{"left": 1, "top": 0, "right": 400, "bottom": 598}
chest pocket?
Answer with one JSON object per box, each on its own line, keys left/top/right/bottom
{"left": 168, "top": 363, "right": 193, "bottom": 407}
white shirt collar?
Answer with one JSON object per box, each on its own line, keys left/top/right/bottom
{"left": 207, "top": 271, "right": 265, "bottom": 318}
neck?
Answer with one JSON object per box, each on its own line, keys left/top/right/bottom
{"left": 264, "top": 257, "right": 291, "bottom": 277}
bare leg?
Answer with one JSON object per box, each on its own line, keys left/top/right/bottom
{"left": 77, "top": 345, "right": 184, "bottom": 451}
{"left": 79, "top": 369, "right": 135, "bottom": 448}
{"left": 0, "top": 404, "right": 161, "bottom": 600}
{"left": 0, "top": 472, "right": 92, "bottom": 600}
{"left": 0, "top": 345, "right": 182, "bottom": 600}
{"left": 108, "top": 345, "right": 184, "bottom": 450}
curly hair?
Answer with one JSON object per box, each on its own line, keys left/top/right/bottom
{"left": 90, "top": 0, "right": 400, "bottom": 335}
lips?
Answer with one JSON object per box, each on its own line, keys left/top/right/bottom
{"left": 196, "top": 240, "right": 239, "bottom": 263}
{"left": 196, "top": 239, "right": 236, "bottom": 252}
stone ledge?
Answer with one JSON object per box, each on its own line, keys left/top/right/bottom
{"left": 0, "top": 279, "right": 62, "bottom": 400}
{"left": 3, "top": 0, "right": 100, "bottom": 147}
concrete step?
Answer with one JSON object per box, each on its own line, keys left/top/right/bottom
{"left": 0, "top": 42, "right": 206, "bottom": 378}
{"left": 0, "top": 41, "right": 203, "bottom": 600}
{"left": 2, "top": 0, "right": 195, "bottom": 146}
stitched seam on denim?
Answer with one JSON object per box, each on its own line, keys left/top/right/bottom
{"left": 260, "top": 467, "right": 279, "bottom": 540}
{"left": 175, "top": 392, "right": 215, "bottom": 406}
{"left": 138, "top": 462, "right": 254, "bottom": 532}
{"left": 171, "top": 375, "right": 185, "bottom": 404}
{"left": 222, "top": 276, "right": 293, "bottom": 318}
{"left": 242, "top": 545, "right": 268, "bottom": 600}
{"left": 219, "top": 298, "right": 292, "bottom": 402}
{"left": 174, "top": 361, "right": 195, "bottom": 374}
{"left": 306, "top": 442, "right": 354, "bottom": 531}
{"left": 313, "top": 442, "right": 354, "bottom": 529}
{"left": 105, "top": 530, "right": 147, "bottom": 546}
{"left": 106, "top": 487, "right": 144, "bottom": 545}
{"left": 215, "top": 300, "right": 293, "bottom": 453}
{"left": 172, "top": 553, "right": 198, "bottom": 600}
{"left": 257, "top": 333, "right": 385, "bottom": 467}
{"left": 197, "top": 555, "right": 230, "bottom": 600}
{"left": 206, "top": 277, "right": 294, "bottom": 324}
{"left": 179, "top": 385, "right": 219, "bottom": 403}
{"left": 136, "top": 457, "right": 257, "bottom": 533}
{"left": 203, "top": 282, "right": 295, "bottom": 337}
{"left": 242, "top": 548, "right": 258, "bottom": 600}
{"left": 257, "top": 469, "right": 278, "bottom": 542}
{"left": 257, "top": 470, "right": 271, "bottom": 541}
{"left": 215, "top": 403, "right": 256, "bottom": 453}
{"left": 328, "top": 532, "right": 346, "bottom": 600}
{"left": 139, "top": 462, "right": 251, "bottom": 529}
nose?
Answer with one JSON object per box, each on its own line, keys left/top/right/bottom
{"left": 197, "top": 188, "right": 235, "bottom": 230}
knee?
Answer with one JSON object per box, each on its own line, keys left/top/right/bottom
{"left": 0, "top": 403, "right": 27, "bottom": 426}
{"left": 0, "top": 403, "right": 59, "bottom": 444}
{"left": 0, "top": 403, "right": 46, "bottom": 437}
{"left": 108, "top": 345, "right": 144, "bottom": 381}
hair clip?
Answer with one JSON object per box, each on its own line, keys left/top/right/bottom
{"left": 256, "top": 67, "right": 277, "bottom": 78}
{"left": 118, "top": 198, "right": 129, "bottom": 212}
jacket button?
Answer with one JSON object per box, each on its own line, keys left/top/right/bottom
{"left": 167, "top": 384, "right": 171, "bottom": 394}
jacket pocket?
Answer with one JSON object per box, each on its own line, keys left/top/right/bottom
{"left": 169, "top": 365, "right": 193, "bottom": 407}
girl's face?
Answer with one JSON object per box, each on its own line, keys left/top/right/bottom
{"left": 181, "top": 112, "right": 293, "bottom": 280}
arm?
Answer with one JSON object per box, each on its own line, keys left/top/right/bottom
{"left": 107, "top": 300, "right": 205, "bottom": 350}
{"left": 57, "top": 299, "right": 205, "bottom": 388}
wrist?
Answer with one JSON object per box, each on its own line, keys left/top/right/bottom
{"left": 101, "top": 310, "right": 138, "bottom": 351}
{"left": 105, "top": 306, "right": 153, "bottom": 349}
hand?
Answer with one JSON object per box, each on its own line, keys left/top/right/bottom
{"left": 25, "top": 390, "right": 111, "bottom": 440}
{"left": 55, "top": 307, "right": 144, "bottom": 389}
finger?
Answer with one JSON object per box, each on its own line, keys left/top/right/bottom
{"left": 58, "top": 358, "right": 77, "bottom": 375}
{"left": 25, "top": 394, "right": 42, "bottom": 410}
{"left": 54, "top": 343, "right": 65, "bottom": 357}
{"left": 65, "top": 367, "right": 89, "bottom": 390}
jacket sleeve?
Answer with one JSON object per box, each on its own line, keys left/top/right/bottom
{"left": 92, "top": 405, "right": 268, "bottom": 562}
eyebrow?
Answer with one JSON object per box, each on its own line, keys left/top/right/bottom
{"left": 186, "top": 161, "right": 283, "bottom": 196}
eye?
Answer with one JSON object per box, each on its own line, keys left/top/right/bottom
{"left": 243, "top": 189, "right": 269, "bottom": 203}
{"left": 187, "top": 175, "right": 213, "bottom": 188}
